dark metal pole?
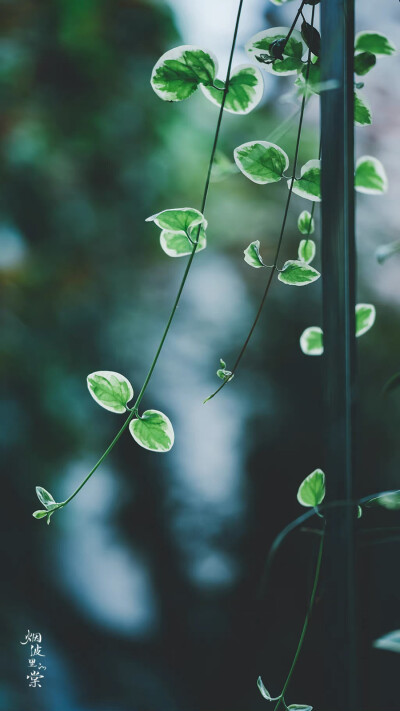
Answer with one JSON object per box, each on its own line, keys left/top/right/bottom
{"left": 320, "top": 1, "right": 357, "bottom": 709}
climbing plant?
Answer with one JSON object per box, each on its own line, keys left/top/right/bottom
{"left": 32, "top": 0, "right": 398, "bottom": 703}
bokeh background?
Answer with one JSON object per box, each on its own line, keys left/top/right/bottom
{"left": 1, "top": 0, "right": 399, "bottom": 709}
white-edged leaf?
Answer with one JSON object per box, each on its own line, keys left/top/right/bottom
{"left": 245, "top": 27, "right": 307, "bottom": 76}
{"left": 298, "top": 239, "right": 316, "bottom": 264}
{"left": 297, "top": 469, "right": 325, "bottom": 507}
{"left": 217, "top": 358, "right": 234, "bottom": 381}
{"left": 300, "top": 326, "right": 324, "bottom": 356}
{"left": 355, "top": 31, "right": 396, "bottom": 57}
{"left": 354, "top": 91, "right": 372, "bottom": 126}
{"left": 146, "top": 207, "right": 207, "bottom": 232}
{"left": 297, "top": 210, "right": 315, "bottom": 235}
{"left": 288, "top": 706, "right": 313, "bottom": 711}
{"left": 234, "top": 141, "right": 289, "bottom": 185}
{"left": 355, "top": 156, "right": 388, "bottom": 195}
{"left": 160, "top": 226, "right": 207, "bottom": 257}
{"left": 36, "top": 486, "right": 55, "bottom": 509}
{"left": 150, "top": 45, "right": 217, "bottom": 101}
{"left": 290, "top": 159, "right": 321, "bottom": 202}
{"left": 373, "top": 630, "right": 400, "bottom": 653}
{"left": 244, "top": 240, "right": 266, "bottom": 268}
{"left": 278, "top": 260, "right": 320, "bottom": 286}
{"left": 87, "top": 371, "right": 133, "bottom": 414}
{"left": 355, "top": 303, "right": 376, "bottom": 337}
{"left": 366, "top": 491, "right": 400, "bottom": 511}
{"left": 33, "top": 510, "right": 48, "bottom": 519}
{"left": 201, "top": 64, "right": 263, "bottom": 115}
{"left": 129, "top": 409, "right": 174, "bottom": 453}
{"left": 257, "top": 676, "right": 272, "bottom": 701}
{"left": 376, "top": 240, "right": 400, "bottom": 264}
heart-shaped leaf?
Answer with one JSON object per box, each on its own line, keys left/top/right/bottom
{"left": 245, "top": 27, "right": 307, "bottom": 76}
{"left": 32, "top": 510, "right": 48, "bottom": 519}
{"left": 297, "top": 210, "right": 315, "bottom": 235}
{"left": 201, "top": 64, "right": 264, "bottom": 115}
{"left": 355, "top": 32, "right": 396, "bottom": 57}
{"left": 278, "top": 260, "right": 320, "bottom": 286}
{"left": 300, "top": 326, "right": 324, "bottom": 355}
{"left": 244, "top": 240, "right": 266, "bottom": 268}
{"left": 160, "top": 226, "right": 207, "bottom": 257}
{"left": 234, "top": 141, "right": 289, "bottom": 185}
{"left": 290, "top": 159, "right": 321, "bottom": 202}
{"left": 355, "top": 303, "right": 376, "bottom": 337}
{"left": 297, "top": 469, "right": 325, "bottom": 507}
{"left": 355, "top": 156, "right": 388, "bottom": 195}
{"left": 151, "top": 45, "right": 217, "bottom": 101}
{"left": 354, "top": 51, "right": 376, "bottom": 76}
{"left": 298, "top": 239, "right": 316, "bottom": 264}
{"left": 129, "top": 410, "right": 174, "bottom": 452}
{"left": 146, "top": 208, "right": 207, "bottom": 233}
{"left": 87, "top": 371, "right": 134, "bottom": 414}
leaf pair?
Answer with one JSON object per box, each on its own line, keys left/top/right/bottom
{"left": 87, "top": 371, "right": 174, "bottom": 453}
{"left": 33, "top": 487, "right": 60, "bottom": 524}
{"left": 146, "top": 207, "right": 207, "bottom": 258}
{"left": 234, "top": 142, "right": 322, "bottom": 202}
{"left": 151, "top": 45, "right": 263, "bottom": 115}
{"left": 257, "top": 676, "right": 312, "bottom": 710}
{"left": 300, "top": 304, "right": 376, "bottom": 356}
{"left": 243, "top": 240, "right": 319, "bottom": 286}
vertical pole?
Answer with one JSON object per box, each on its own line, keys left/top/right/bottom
{"left": 320, "top": 1, "right": 357, "bottom": 710}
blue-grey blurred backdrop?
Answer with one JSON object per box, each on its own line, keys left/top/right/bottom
{"left": 1, "top": 1, "right": 399, "bottom": 709}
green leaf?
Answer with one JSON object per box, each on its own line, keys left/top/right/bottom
{"left": 357, "top": 505, "right": 363, "bottom": 519}
{"left": 245, "top": 27, "right": 307, "bottom": 76}
{"left": 36, "top": 486, "right": 55, "bottom": 509}
{"left": 297, "top": 469, "right": 325, "bottom": 507}
{"left": 376, "top": 240, "right": 400, "bottom": 264}
{"left": 354, "top": 91, "right": 372, "bottom": 126}
{"left": 33, "top": 510, "right": 48, "bottom": 519}
{"left": 298, "top": 210, "right": 315, "bottom": 235}
{"left": 288, "top": 706, "right": 313, "bottom": 711}
{"left": 216, "top": 358, "right": 234, "bottom": 382}
{"left": 257, "top": 676, "right": 272, "bottom": 701}
{"left": 146, "top": 207, "right": 207, "bottom": 233}
{"left": 201, "top": 65, "right": 263, "bottom": 115}
{"left": 355, "top": 156, "right": 388, "bottom": 195}
{"left": 244, "top": 240, "right": 266, "bottom": 268}
{"left": 234, "top": 141, "right": 289, "bottom": 185}
{"left": 373, "top": 630, "right": 400, "bottom": 653}
{"left": 355, "top": 31, "right": 396, "bottom": 57}
{"left": 366, "top": 491, "right": 400, "bottom": 510}
{"left": 278, "top": 260, "right": 320, "bottom": 286}
{"left": 151, "top": 45, "right": 217, "bottom": 101}
{"left": 300, "top": 326, "right": 324, "bottom": 356}
{"left": 290, "top": 159, "right": 321, "bottom": 202}
{"left": 160, "top": 226, "right": 207, "bottom": 258}
{"left": 87, "top": 371, "right": 133, "bottom": 414}
{"left": 298, "top": 239, "right": 316, "bottom": 264}
{"left": 354, "top": 51, "right": 376, "bottom": 76}
{"left": 355, "top": 303, "right": 376, "bottom": 337}
{"left": 129, "top": 410, "right": 174, "bottom": 453}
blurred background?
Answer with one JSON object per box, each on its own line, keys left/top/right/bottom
{"left": 1, "top": 0, "right": 399, "bottom": 709}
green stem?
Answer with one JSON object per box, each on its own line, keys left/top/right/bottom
{"left": 273, "top": 530, "right": 325, "bottom": 711}
{"left": 205, "top": 5, "right": 316, "bottom": 403}
{"left": 47, "top": 0, "right": 245, "bottom": 515}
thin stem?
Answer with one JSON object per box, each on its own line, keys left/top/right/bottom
{"left": 48, "top": 0, "right": 245, "bottom": 514}
{"left": 283, "top": 0, "right": 307, "bottom": 51}
{"left": 206, "top": 5, "right": 315, "bottom": 403}
{"left": 273, "top": 530, "right": 325, "bottom": 711}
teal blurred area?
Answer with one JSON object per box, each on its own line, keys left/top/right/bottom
{"left": 0, "top": 1, "right": 399, "bottom": 710}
